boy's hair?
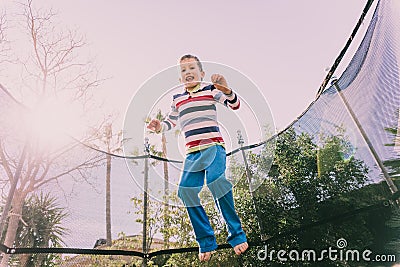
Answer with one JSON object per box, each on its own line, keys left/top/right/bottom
{"left": 180, "top": 54, "right": 203, "bottom": 72}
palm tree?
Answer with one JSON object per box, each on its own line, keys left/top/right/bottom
{"left": 101, "top": 123, "right": 122, "bottom": 246}
{"left": 14, "top": 192, "right": 68, "bottom": 267}
{"left": 155, "top": 111, "right": 171, "bottom": 248}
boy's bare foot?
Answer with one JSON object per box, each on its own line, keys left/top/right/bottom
{"left": 199, "top": 251, "right": 213, "bottom": 262}
{"left": 233, "top": 242, "right": 248, "bottom": 255}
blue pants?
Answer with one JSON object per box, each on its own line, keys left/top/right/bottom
{"left": 178, "top": 145, "right": 247, "bottom": 253}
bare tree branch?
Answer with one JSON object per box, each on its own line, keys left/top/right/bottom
{"left": 0, "top": 11, "right": 14, "bottom": 68}
{"left": 25, "top": 0, "right": 46, "bottom": 76}
{"left": 0, "top": 141, "right": 14, "bottom": 182}
{"left": 33, "top": 154, "right": 105, "bottom": 190}
{"left": 0, "top": 2, "right": 109, "bottom": 263}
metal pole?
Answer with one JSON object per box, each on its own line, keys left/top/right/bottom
{"left": 316, "top": 0, "right": 375, "bottom": 97}
{"left": 332, "top": 79, "right": 398, "bottom": 195}
{"left": 0, "top": 141, "right": 28, "bottom": 242}
{"left": 237, "top": 130, "right": 267, "bottom": 240}
{"left": 142, "top": 137, "right": 150, "bottom": 267}
{"left": 161, "top": 133, "right": 170, "bottom": 248}
{"left": 238, "top": 131, "right": 254, "bottom": 192}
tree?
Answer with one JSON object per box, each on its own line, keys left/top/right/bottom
{"left": 0, "top": 11, "right": 8, "bottom": 64}
{"left": 10, "top": 192, "right": 68, "bottom": 266}
{"left": 232, "top": 128, "right": 396, "bottom": 266}
{"left": 98, "top": 123, "right": 122, "bottom": 246}
{"left": 162, "top": 192, "right": 238, "bottom": 266}
{"left": 105, "top": 125, "right": 113, "bottom": 247}
{"left": 0, "top": 1, "right": 106, "bottom": 265}
{"left": 383, "top": 126, "right": 400, "bottom": 184}
{"left": 380, "top": 125, "right": 400, "bottom": 258}
{"left": 130, "top": 193, "right": 190, "bottom": 259}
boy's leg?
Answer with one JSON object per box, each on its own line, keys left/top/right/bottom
{"left": 215, "top": 190, "right": 247, "bottom": 249}
{"left": 178, "top": 152, "right": 218, "bottom": 254}
{"left": 205, "top": 146, "right": 248, "bottom": 250}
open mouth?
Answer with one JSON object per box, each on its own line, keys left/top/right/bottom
{"left": 185, "top": 76, "right": 195, "bottom": 82}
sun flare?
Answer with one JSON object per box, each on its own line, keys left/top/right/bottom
{"left": 24, "top": 97, "right": 85, "bottom": 150}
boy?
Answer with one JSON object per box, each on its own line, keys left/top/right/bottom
{"left": 147, "top": 54, "right": 248, "bottom": 262}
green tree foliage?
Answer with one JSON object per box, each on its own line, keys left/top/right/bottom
{"left": 233, "top": 128, "right": 395, "bottom": 266}
{"left": 63, "top": 233, "right": 144, "bottom": 267}
{"left": 381, "top": 126, "right": 400, "bottom": 260}
{"left": 9, "top": 192, "right": 68, "bottom": 267}
{"left": 383, "top": 126, "right": 400, "bottom": 187}
{"left": 131, "top": 193, "right": 197, "bottom": 266}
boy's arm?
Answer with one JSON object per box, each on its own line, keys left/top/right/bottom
{"left": 147, "top": 103, "right": 178, "bottom": 133}
{"left": 211, "top": 74, "right": 232, "bottom": 95}
{"left": 147, "top": 119, "right": 162, "bottom": 133}
{"left": 211, "top": 74, "right": 240, "bottom": 110}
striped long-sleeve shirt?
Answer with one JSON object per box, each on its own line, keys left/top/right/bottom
{"left": 161, "top": 84, "right": 240, "bottom": 154}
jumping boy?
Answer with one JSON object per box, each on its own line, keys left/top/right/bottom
{"left": 147, "top": 54, "right": 248, "bottom": 262}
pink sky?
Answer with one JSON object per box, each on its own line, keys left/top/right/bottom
{"left": 0, "top": 0, "right": 374, "bottom": 131}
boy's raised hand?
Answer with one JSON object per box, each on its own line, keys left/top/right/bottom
{"left": 147, "top": 119, "right": 161, "bottom": 133}
{"left": 211, "top": 74, "right": 232, "bottom": 95}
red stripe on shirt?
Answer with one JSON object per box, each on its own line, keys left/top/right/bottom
{"left": 231, "top": 101, "right": 240, "bottom": 110}
{"left": 167, "top": 118, "right": 176, "bottom": 127}
{"left": 176, "top": 95, "right": 214, "bottom": 109}
{"left": 186, "top": 137, "right": 224, "bottom": 148}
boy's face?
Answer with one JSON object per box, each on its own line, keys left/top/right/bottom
{"left": 180, "top": 58, "right": 205, "bottom": 90}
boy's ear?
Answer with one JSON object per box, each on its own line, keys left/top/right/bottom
{"left": 201, "top": 71, "right": 205, "bottom": 80}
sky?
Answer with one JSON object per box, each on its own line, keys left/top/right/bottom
{"left": 0, "top": 0, "right": 379, "bottom": 248}
{"left": 0, "top": 0, "right": 375, "bottom": 132}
